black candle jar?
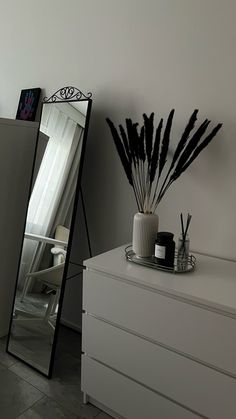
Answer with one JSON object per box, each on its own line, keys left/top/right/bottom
{"left": 155, "top": 231, "right": 175, "bottom": 268}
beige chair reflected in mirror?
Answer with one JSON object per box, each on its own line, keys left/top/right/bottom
{"left": 23, "top": 262, "right": 64, "bottom": 329}
{"left": 14, "top": 225, "right": 69, "bottom": 332}
{"left": 21, "top": 225, "right": 69, "bottom": 303}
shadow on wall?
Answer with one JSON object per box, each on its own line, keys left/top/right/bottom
{"left": 81, "top": 101, "right": 138, "bottom": 255}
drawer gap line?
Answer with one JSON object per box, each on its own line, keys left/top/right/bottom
{"left": 83, "top": 312, "right": 236, "bottom": 380}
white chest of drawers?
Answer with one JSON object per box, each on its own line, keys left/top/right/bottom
{"left": 81, "top": 246, "right": 236, "bottom": 419}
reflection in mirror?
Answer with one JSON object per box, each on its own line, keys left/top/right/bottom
{"left": 7, "top": 87, "right": 92, "bottom": 376}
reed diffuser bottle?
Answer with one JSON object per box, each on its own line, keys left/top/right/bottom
{"left": 177, "top": 213, "right": 192, "bottom": 270}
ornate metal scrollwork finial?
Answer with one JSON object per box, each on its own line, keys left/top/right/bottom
{"left": 43, "top": 86, "right": 92, "bottom": 103}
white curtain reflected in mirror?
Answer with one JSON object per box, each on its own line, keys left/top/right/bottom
{"left": 7, "top": 89, "right": 92, "bottom": 376}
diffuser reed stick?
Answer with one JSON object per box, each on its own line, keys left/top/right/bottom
{"left": 180, "top": 213, "right": 192, "bottom": 256}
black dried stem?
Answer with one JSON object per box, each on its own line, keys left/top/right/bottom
{"left": 155, "top": 122, "right": 223, "bottom": 209}
{"left": 158, "top": 109, "right": 175, "bottom": 178}
{"left": 156, "top": 110, "right": 198, "bottom": 206}
{"left": 106, "top": 111, "right": 222, "bottom": 214}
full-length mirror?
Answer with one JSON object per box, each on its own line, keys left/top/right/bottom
{"left": 7, "top": 87, "right": 92, "bottom": 377}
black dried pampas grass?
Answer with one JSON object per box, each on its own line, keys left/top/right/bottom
{"left": 106, "top": 110, "right": 222, "bottom": 214}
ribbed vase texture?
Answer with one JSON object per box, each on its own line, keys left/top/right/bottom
{"left": 132, "top": 212, "right": 159, "bottom": 257}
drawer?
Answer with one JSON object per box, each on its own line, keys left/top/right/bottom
{"left": 81, "top": 355, "right": 200, "bottom": 419}
{"left": 83, "top": 270, "right": 236, "bottom": 375}
{"left": 82, "top": 314, "right": 236, "bottom": 419}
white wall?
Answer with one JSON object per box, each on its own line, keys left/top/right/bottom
{"left": 0, "top": 0, "right": 236, "bottom": 261}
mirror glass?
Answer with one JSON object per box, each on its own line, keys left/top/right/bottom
{"left": 7, "top": 87, "right": 92, "bottom": 376}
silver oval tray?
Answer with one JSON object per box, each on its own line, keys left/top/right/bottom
{"left": 125, "top": 245, "right": 196, "bottom": 274}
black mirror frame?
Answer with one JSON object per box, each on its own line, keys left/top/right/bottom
{"left": 6, "top": 86, "right": 92, "bottom": 378}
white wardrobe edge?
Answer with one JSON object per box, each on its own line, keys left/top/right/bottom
{"left": 0, "top": 117, "right": 39, "bottom": 128}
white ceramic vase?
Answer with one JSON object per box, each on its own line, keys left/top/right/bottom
{"left": 132, "top": 212, "right": 159, "bottom": 258}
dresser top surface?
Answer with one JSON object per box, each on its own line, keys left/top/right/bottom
{"left": 84, "top": 245, "right": 236, "bottom": 315}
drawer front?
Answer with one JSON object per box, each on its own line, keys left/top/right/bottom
{"left": 83, "top": 314, "right": 236, "bottom": 419}
{"left": 83, "top": 270, "right": 236, "bottom": 375}
{"left": 81, "top": 355, "right": 200, "bottom": 419}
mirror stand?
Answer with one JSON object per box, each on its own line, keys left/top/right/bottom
{"left": 80, "top": 186, "right": 92, "bottom": 260}
{"left": 6, "top": 87, "right": 92, "bottom": 377}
